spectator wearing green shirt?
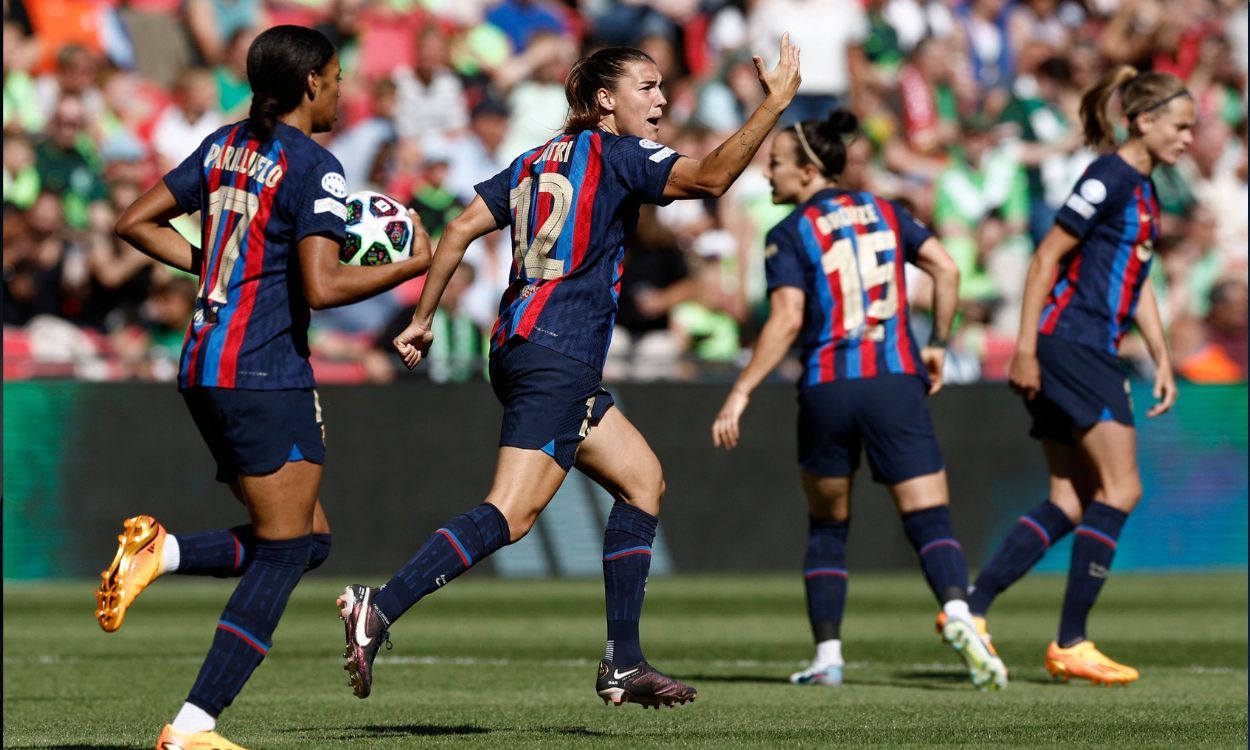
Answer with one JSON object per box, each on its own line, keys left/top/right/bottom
{"left": 34, "top": 95, "right": 107, "bottom": 230}
{"left": 212, "top": 28, "right": 257, "bottom": 120}
{"left": 1000, "top": 55, "right": 1084, "bottom": 245}
{"left": 933, "top": 114, "right": 1031, "bottom": 334}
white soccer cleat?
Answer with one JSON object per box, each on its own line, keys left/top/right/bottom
{"left": 789, "top": 662, "right": 844, "bottom": 686}
{"left": 942, "top": 616, "right": 1008, "bottom": 690}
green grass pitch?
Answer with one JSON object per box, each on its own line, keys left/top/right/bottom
{"left": 4, "top": 573, "right": 1246, "bottom": 748}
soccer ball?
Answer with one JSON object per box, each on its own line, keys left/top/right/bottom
{"left": 340, "top": 191, "right": 413, "bottom": 266}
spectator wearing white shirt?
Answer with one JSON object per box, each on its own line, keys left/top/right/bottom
{"left": 748, "top": 0, "right": 869, "bottom": 124}
{"left": 439, "top": 97, "right": 509, "bottom": 205}
{"left": 392, "top": 26, "right": 469, "bottom": 142}
{"left": 150, "top": 68, "right": 222, "bottom": 173}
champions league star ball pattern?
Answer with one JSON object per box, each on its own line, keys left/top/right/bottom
{"left": 340, "top": 191, "right": 413, "bottom": 266}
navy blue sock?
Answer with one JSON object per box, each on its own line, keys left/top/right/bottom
{"left": 602, "top": 502, "right": 658, "bottom": 666}
{"left": 185, "top": 535, "right": 311, "bottom": 716}
{"left": 172, "top": 526, "right": 255, "bottom": 577}
{"left": 901, "top": 506, "right": 969, "bottom": 603}
{"left": 306, "top": 533, "right": 332, "bottom": 571}
{"left": 1058, "top": 502, "right": 1127, "bottom": 646}
{"left": 373, "top": 504, "right": 510, "bottom": 626}
{"left": 174, "top": 527, "right": 331, "bottom": 576}
{"left": 969, "top": 501, "right": 1074, "bottom": 615}
{"left": 803, "top": 518, "right": 849, "bottom": 643}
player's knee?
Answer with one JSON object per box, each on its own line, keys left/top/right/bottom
{"left": 1103, "top": 475, "right": 1142, "bottom": 511}
{"left": 504, "top": 510, "right": 539, "bottom": 543}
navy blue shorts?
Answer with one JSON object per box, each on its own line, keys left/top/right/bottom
{"left": 489, "top": 338, "right": 614, "bottom": 471}
{"left": 182, "top": 387, "right": 326, "bottom": 483}
{"left": 797, "top": 374, "right": 944, "bottom": 484}
{"left": 1026, "top": 334, "right": 1133, "bottom": 445}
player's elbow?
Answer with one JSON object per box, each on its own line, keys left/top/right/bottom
{"left": 699, "top": 173, "right": 733, "bottom": 198}
{"left": 929, "top": 250, "right": 960, "bottom": 286}
{"left": 305, "top": 292, "right": 330, "bottom": 311}
{"left": 114, "top": 209, "right": 140, "bottom": 244}
{"left": 304, "top": 281, "right": 335, "bottom": 311}
{"left": 444, "top": 211, "right": 479, "bottom": 242}
{"left": 779, "top": 313, "right": 803, "bottom": 340}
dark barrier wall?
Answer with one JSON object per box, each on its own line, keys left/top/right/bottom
{"left": 4, "top": 382, "right": 1246, "bottom": 579}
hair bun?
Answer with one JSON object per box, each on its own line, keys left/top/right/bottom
{"left": 826, "top": 109, "right": 859, "bottom": 137}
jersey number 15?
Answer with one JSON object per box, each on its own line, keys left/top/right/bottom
{"left": 821, "top": 230, "right": 899, "bottom": 341}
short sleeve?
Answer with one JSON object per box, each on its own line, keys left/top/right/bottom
{"left": 473, "top": 165, "right": 513, "bottom": 229}
{"left": 607, "top": 136, "right": 682, "bottom": 205}
{"left": 764, "top": 223, "right": 807, "bottom": 294}
{"left": 1055, "top": 158, "right": 1129, "bottom": 240}
{"left": 293, "top": 151, "right": 349, "bottom": 243}
{"left": 163, "top": 143, "right": 206, "bottom": 214}
{"left": 891, "top": 201, "right": 934, "bottom": 263}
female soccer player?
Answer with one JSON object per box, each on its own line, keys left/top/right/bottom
{"left": 336, "top": 36, "right": 802, "bottom": 708}
{"left": 710, "top": 110, "right": 1008, "bottom": 691}
{"left": 966, "top": 67, "right": 1190, "bottom": 685}
{"left": 101, "top": 26, "right": 430, "bottom": 749}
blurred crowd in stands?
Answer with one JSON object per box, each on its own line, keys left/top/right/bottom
{"left": 3, "top": 0, "right": 1246, "bottom": 384}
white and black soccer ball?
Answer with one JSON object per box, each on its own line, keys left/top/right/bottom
{"left": 340, "top": 191, "right": 413, "bottom": 266}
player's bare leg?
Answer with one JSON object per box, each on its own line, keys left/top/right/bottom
{"left": 1042, "top": 439, "right": 1100, "bottom": 524}
{"left": 485, "top": 447, "right": 575, "bottom": 541}
{"left": 576, "top": 408, "right": 696, "bottom": 708}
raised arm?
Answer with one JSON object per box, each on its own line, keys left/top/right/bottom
{"left": 711, "top": 285, "right": 805, "bottom": 449}
{"left": 663, "top": 34, "right": 801, "bottom": 200}
{"left": 1008, "top": 224, "right": 1081, "bottom": 399}
{"left": 1132, "top": 278, "right": 1177, "bottom": 416}
{"left": 394, "top": 196, "right": 500, "bottom": 368}
{"left": 115, "top": 181, "right": 202, "bottom": 275}
{"left": 911, "top": 236, "right": 961, "bottom": 395}
{"left": 297, "top": 210, "right": 431, "bottom": 310}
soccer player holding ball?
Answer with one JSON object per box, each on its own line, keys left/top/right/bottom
{"left": 336, "top": 35, "right": 802, "bottom": 708}
{"left": 711, "top": 110, "right": 1008, "bottom": 691}
{"left": 967, "top": 67, "right": 1191, "bottom": 685}
{"left": 101, "top": 26, "right": 429, "bottom": 750}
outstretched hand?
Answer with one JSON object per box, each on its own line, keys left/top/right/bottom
{"left": 753, "top": 32, "right": 802, "bottom": 106}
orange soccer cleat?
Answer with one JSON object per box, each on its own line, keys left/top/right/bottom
{"left": 1045, "top": 640, "right": 1139, "bottom": 685}
{"left": 97, "top": 515, "right": 167, "bottom": 632}
{"left": 156, "top": 724, "right": 249, "bottom": 750}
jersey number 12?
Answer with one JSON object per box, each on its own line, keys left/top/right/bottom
{"left": 510, "top": 173, "right": 573, "bottom": 281}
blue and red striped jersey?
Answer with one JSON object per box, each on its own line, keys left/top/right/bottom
{"left": 475, "top": 130, "right": 681, "bottom": 372}
{"left": 164, "top": 121, "right": 348, "bottom": 390}
{"left": 1042, "top": 153, "right": 1159, "bottom": 355}
{"left": 765, "top": 188, "right": 933, "bottom": 387}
